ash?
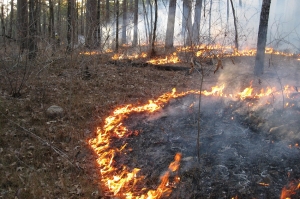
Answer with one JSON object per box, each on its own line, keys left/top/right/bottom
{"left": 111, "top": 95, "right": 300, "bottom": 199}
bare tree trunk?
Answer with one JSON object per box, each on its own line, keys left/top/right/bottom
{"left": 208, "top": 0, "right": 212, "bottom": 42}
{"left": 121, "top": 0, "right": 127, "bottom": 45}
{"left": 147, "top": 0, "right": 152, "bottom": 44}
{"left": 17, "top": 0, "right": 28, "bottom": 52}
{"left": 150, "top": 0, "right": 157, "bottom": 57}
{"left": 28, "top": 0, "right": 38, "bottom": 59}
{"left": 56, "top": 0, "right": 61, "bottom": 47}
{"left": 182, "top": 0, "right": 192, "bottom": 46}
{"left": 132, "top": 0, "right": 138, "bottom": 47}
{"left": 115, "top": 0, "right": 119, "bottom": 51}
{"left": 96, "top": 0, "right": 101, "bottom": 47}
{"left": 42, "top": 0, "right": 46, "bottom": 37}
{"left": 48, "top": 0, "right": 55, "bottom": 42}
{"left": 226, "top": 0, "right": 229, "bottom": 22}
{"left": 8, "top": 0, "right": 14, "bottom": 38}
{"left": 85, "top": 0, "right": 97, "bottom": 48}
{"left": 254, "top": 0, "right": 272, "bottom": 76}
{"left": 80, "top": 0, "right": 84, "bottom": 35}
{"left": 142, "top": 0, "right": 149, "bottom": 44}
{"left": 67, "top": 0, "right": 72, "bottom": 52}
{"left": 192, "top": 0, "right": 203, "bottom": 45}
{"left": 165, "top": 0, "right": 176, "bottom": 49}
{"left": 1, "top": 4, "right": 6, "bottom": 51}
{"left": 229, "top": 0, "right": 238, "bottom": 50}
{"left": 106, "top": 0, "right": 110, "bottom": 22}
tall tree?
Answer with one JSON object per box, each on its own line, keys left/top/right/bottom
{"left": 8, "top": 0, "right": 14, "bottom": 38}
{"left": 106, "top": 0, "right": 110, "bottom": 22}
{"left": 85, "top": 0, "right": 97, "bottom": 48}
{"left": 132, "top": 0, "right": 138, "bottom": 47}
{"left": 165, "top": 0, "right": 176, "bottom": 48}
{"left": 96, "top": 0, "right": 101, "bottom": 46}
{"left": 1, "top": 4, "right": 5, "bottom": 51}
{"left": 254, "top": 0, "right": 272, "bottom": 76}
{"left": 115, "top": 0, "right": 119, "bottom": 51}
{"left": 150, "top": 0, "right": 157, "bottom": 56}
{"left": 28, "top": 0, "right": 38, "bottom": 59}
{"left": 66, "top": 0, "right": 75, "bottom": 52}
{"left": 17, "top": 0, "right": 28, "bottom": 52}
{"left": 192, "top": 0, "right": 203, "bottom": 45}
{"left": 48, "top": 0, "right": 55, "bottom": 42}
{"left": 56, "top": 0, "right": 61, "bottom": 47}
{"left": 229, "top": 0, "right": 238, "bottom": 50}
{"left": 122, "top": 0, "right": 127, "bottom": 45}
{"left": 182, "top": 0, "right": 192, "bottom": 46}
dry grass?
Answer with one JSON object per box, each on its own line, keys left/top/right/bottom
{"left": 0, "top": 49, "right": 197, "bottom": 198}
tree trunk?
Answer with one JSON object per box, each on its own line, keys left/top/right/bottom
{"left": 17, "top": 0, "right": 28, "bottom": 52}
{"left": 85, "top": 0, "right": 97, "bottom": 48}
{"left": 106, "top": 0, "right": 110, "bottom": 22}
{"left": 192, "top": 0, "right": 203, "bottom": 45}
{"left": 8, "top": 0, "right": 14, "bottom": 38}
{"left": 229, "top": 0, "right": 238, "bottom": 50}
{"left": 165, "top": 0, "right": 176, "bottom": 49}
{"left": 56, "top": 0, "right": 61, "bottom": 47}
{"left": 132, "top": 0, "right": 138, "bottom": 47}
{"left": 182, "top": 0, "right": 192, "bottom": 46}
{"left": 150, "top": 0, "right": 157, "bottom": 57}
{"left": 96, "top": 0, "right": 101, "bottom": 47}
{"left": 208, "top": 0, "right": 212, "bottom": 42}
{"left": 254, "top": 0, "right": 272, "bottom": 76}
{"left": 1, "top": 4, "right": 6, "bottom": 51}
{"left": 115, "top": 0, "right": 119, "bottom": 51}
{"left": 80, "top": 0, "right": 84, "bottom": 35}
{"left": 122, "top": 0, "right": 127, "bottom": 45}
{"left": 48, "top": 0, "right": 55, "bottom": 42}
{"left": 28, "top": 0, "right": 38, "bottom": 59}
{"left": 67, "top": 0, "right": 72, "bottom": 52}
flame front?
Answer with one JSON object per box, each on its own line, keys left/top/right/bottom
{"left": 89, "top": 83, "right": 298, "bottom": 198}
{"left": 280, "top": 182, "right": 300, "bottom": 199}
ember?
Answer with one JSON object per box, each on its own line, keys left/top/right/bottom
{"left": 89, "top": 83, "right": 300, "bottom": 198}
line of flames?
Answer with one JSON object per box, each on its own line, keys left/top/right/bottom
{"left": 89, "top": 84, "right": 299, "bottom": 198}
{"left": 80, "top": 44, "right": 300, "bottom": 65}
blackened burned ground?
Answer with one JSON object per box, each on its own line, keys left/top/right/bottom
{"left": 111, "top": 95, "right": 300, "bottom": 199}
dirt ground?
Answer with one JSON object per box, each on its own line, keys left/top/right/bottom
{"left": 0, "top": 48, "right": 299, "bottom": 198}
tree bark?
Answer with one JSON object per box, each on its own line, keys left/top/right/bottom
{"left": 1, "top": 4, "right": 6, "bottom": 51}
{"left": 132, "top": 0, "right": 138, "bottom": 47}
{"left": 56, "top": 0, "right": 61, "bottom": 47}
{"left": 28, "top": 0, "right": 38, "bottom": 59}
{"left": 182, "top": 0, "right": 192, "bottom": 46}
{"left": 165, "top": 0, "right": 176, "bottom": 49}
{"left": 192, "top": 0, "right": 203, "bottom": 45}
{"left": 106, "top": 0, "right": 110, "bottom": 22}
{"left": 229, "top": 0, "right": 238, "bottom": 50}
{"left": 17, "top": 0, "right": 28, "bottom": 52}
{"left": 150, "top": 0, "right": 157, "bottom": 57}
{"left": 48, "top": 0, "right": 55, "bottom": 42}
{"left": 85, "top": 0, "right": 97, "bottom": 48}
{"left": 115, "top": 0, "right": 119, "bottom": 51}
{"left": 96, "top": 0, "right": 101, "bottom": 47}
{"left": 254, "top": 0, "right": 272, "bottom": 76}
{"left": 122, "top": 0, "right": 127, "bottom": 45}
{"left": 8, "top": 0, "right": 14, "bottom": 38}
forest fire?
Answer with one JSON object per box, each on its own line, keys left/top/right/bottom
{"left": 106, "top": 45, "right": 300, "bottom": 64}
{"left": 89, "top": 83, "right": 299, "bottom": 198}
{"left": 280, "top": 181, "right": 300, "bottom": 199}
{"left": 146, "top": 52, "right": 181, "bottom": 65}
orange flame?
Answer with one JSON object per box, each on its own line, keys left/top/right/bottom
{"left": 89, "top": 83, "right": 299, "bottom": 198}
{"left": 280, "top": 181, "right": 300, "bottom": 199}
{"left": 147, "top": 52, "right": 180, "bottom": 65}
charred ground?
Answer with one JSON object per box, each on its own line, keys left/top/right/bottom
{"left": 0, "top": 49, "right": 300, "bottom": 198}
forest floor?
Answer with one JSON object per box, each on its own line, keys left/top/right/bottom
{"left": 0, "top": 47, "right": 299, "bottom": 198}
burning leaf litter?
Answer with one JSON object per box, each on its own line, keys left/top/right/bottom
{"left": 89, "top": 83, "right": 300, "bottom": 198}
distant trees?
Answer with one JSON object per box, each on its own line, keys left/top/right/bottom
{"left": 254, "top": 0, "right": 272, "bottom": 76}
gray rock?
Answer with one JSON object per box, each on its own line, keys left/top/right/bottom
{"left": 46, "top": 105, "right": 64, "bottom": 119}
